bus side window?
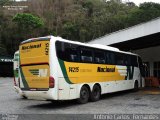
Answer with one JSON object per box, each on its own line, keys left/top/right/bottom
{"left": 106, "top": 52, "right": 115, "bottom": 65}
{"left": 94, "top": 50, "right": 105, "bottom": 64}
{"left": 59, "top": 42, "right": 71, "bottom": 61}
{"left": 56, "top": 41, "right": 65, "bottom": 60}
{"left": 116, "top": 53, "right": 124, "bottom": 65}
{"left": 69, "top": 44, "right": 80, "bottom": 62}
{"left": 80, "top": 48, "right": 93, "bottom": 63}
{"left": 131, "top": 55, "right": 138, "bottom": 67}
{"left": 124, "top": 55, "right": 131, "bottom": 66}
{"left": 56, "top": 41, "right": 80, "bottom": 62}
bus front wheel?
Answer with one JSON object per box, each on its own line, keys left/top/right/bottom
{"left": 90, "top": 84, "right": 101, "bottom": 102}
{"left": 77, "top": 86, "right": 89, "bottom": 104}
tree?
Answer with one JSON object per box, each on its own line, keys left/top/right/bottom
{"left": 126, "top": 2, "right": 160, "bottom": 26}
{"left": 0, "top": 40, "right": 7, "bottom": 55}
{"left": 12, "top": 13, "right": 44, "bottom": 31}
{"left": 139, "top": 2, "right": 160, "bottom": 21}
{"left": 1, "top": 0, "right": 160, "bottom": 55}
{"left": 0, "top": 0, "right": 10, "bottom": 6}
{"left": 12, "top": 13, "right": 44, "bottom": 40}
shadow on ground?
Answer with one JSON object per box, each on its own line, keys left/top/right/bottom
{"left": 25, "top": 90, "right": 136, "bottom": 110}
{"left": 26, "top": 100, "right": 80, "bottom": 110}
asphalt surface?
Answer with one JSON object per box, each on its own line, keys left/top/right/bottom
{"left": 0, "top": 78, "right": 160, "bottom": 115}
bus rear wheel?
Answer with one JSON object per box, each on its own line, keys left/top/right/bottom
{"left": 90, "top": 84, "right": 101, "bottom": 102}
{"left": 77, "top": 86, "right": 89, "bottom": 104}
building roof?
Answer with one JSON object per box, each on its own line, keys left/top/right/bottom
{"left": 88, "top": 17, "right": 160, "bottom": 46}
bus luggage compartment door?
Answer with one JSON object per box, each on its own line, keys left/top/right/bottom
{"left": 20, "top": 65, "right": 50, "bottom": 90}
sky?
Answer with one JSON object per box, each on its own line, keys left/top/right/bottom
{"left": 128, "top": 0, "right": 160, "bottom": 5}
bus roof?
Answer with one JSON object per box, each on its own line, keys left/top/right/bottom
{"left": 20, "top": 35, "right": 139, "bottom": 56}
{"left": 21, "top": 36, "right": 53, "bottom": 44}
{"left": 57, "top": 37, "right": 138, "bottom": 56}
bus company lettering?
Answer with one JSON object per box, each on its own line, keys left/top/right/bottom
{"left": 22, "top": 43, "right": 41, "bottom": 50}
{"left": 45, "top": 43, "right": 49, "bottom": 55}
{"left": 97, "top": 67, "right": 115, "bottom": 72}
{"left": 69, "top": 67, "right": 79, "bottom": 72}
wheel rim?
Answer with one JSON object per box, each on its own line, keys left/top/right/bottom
{"left": 93, "top": 86, "right": 100, "bottom": 98}
{"left": 81, "top": 88, "right": 88, "bottom": 100}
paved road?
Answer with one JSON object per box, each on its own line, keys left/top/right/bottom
{"left": 0, "top": 78, "right": 160, "bottom": 115}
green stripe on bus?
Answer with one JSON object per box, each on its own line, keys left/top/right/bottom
{"left": 14, "top": 58, "right": 19, "bottom": 61}
{"left": 58, "top": 59, "right": 73, "bottom": 84}
{"left": 19, "top": 66, "right": 29, "bottom": 88}
{"left": 19, "top": 53, "right": 29, "bottom": 88}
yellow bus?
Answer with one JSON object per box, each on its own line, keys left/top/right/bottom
{"left": 18, "top": 36, "right": 145, "bottom": 104}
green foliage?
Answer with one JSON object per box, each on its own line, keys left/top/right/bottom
{"left": 12, "top": 13, "right": 44, "bottom": 30}
{"left": 0, "top": 40, "right": 7, "bottom": 55}
{"left": 1, "top": 0, "right": 160, "bottom": 55}
{"left": 126, "top": 2, "right": 160, "bottom": 26}
{"left": 81, "top": 0, "right": 94, "bottom": 17}
{"left": 139, "top": 2, "right": 160, "bottom": 21}
{"left": 62, "top": 22, "right": 79, "bottom": 39}
{"left": 140, "top": 2, "right": 160, "bottom": 10}
{"left": 0, "top": 0, "right": 10, "bottom": 6}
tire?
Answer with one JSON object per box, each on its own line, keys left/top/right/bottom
{"left": 133, "top": 81, "right": 139, "bottom": 92}
{"left": 90, "top": 84, "right": 101, "bottom": 102}
{"left": 77, "top": 86, "right": 89, "bottom": 104}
